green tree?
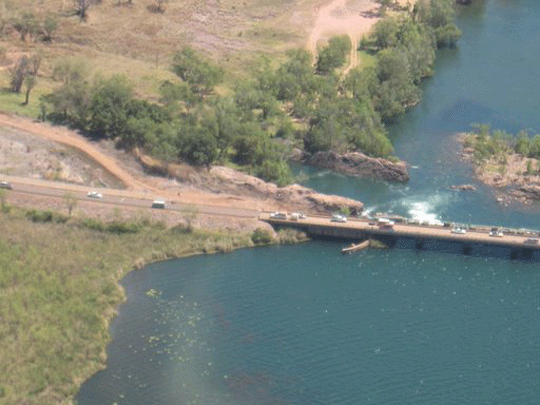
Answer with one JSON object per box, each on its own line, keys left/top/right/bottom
{"left": 53, "top": 57, "right": 89, "bottom": 85}
{"left": 41, "top": 14, "right": 58, "bottom": 42}
{"left": 12, "top": 13, "right": 37, "bottom": 41}
{"left": 315, "top": 35, "right": 352, "bottom": 75}
{"left": 23, "top": 74, "right": 36, "bottom": 105}
{"left": 171, "top": 47, "right": 224, "bottom": 99}
{"left": 515, "top": 130, "right": 531, "bottom": 156}
{"left": 372, "top": 17, "right": 399, "bottom": 49}
{"left": 179, "top": 127, "right": 218, "bottom": 166}
{"left": 87, "top": 74, "right": 134, "bottom": 138}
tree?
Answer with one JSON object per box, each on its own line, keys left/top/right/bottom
{"left": 8, "top": 56, "right": 30, "bottom": 93}
{"left": 372, "top": 17, "right": 399, "bottom": 49}
{"left": 156, "top": 0, "right": 169, "bottom": 13}
{"left": 63, "top": 193, "right": 77, "bottom": 218}
{"left": 87, "top": 74, "right": 134, "bottom": 138}
{"left": 74, "top": 0, "right": 95, "bottom": 20}
{"left": 315, "top": 35, "right": 352, "bottom": 75}
{"left": 171, "top": 47, "right": 223, "bottom": 98}
{"left": 515, "top": 130, "right": 531, "bottom": 156}
{"left": 53, "top": 57, "right": 89, "bottom": 85}
{"left": 23, "top": 75, "right": 37, "bottom": 105}
{"left": 12, "top": 13, "right": 37, "bottom": 41}
{"left": 0, "top": 188, "right": 8, "bottom": 212}
{"left": 179, "top": 127, "right": 218, "bottom": 166}
{"left": 41, "top": 14, "right": 58, "bottom": 42}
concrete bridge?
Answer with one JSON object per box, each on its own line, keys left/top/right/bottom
{"left": 260, "top": 212, "right": 540, "bottom": 259}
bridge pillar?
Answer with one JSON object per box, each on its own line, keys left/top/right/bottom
{"left": 462, "top": 244, "right": 472, "bottom": 256}
{"left": 415, "top": 240, "right": 424, "bottom": 250}
{"left": 510, "top": 249, "right": 519, "bottom": 260}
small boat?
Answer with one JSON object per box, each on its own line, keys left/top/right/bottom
{"left": 341, "top": 240, "right": 370, "bottom": 254}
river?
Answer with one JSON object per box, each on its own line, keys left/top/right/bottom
{"left": 77, "top": 1, "right": 540, "bottom": 404}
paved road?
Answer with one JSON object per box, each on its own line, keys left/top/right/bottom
{"left": 1, "top": 176, "right": 260, "bottom": 219}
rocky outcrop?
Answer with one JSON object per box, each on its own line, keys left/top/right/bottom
{"left": 210, "top": 166, "right": 364, "bottom": 215}
{"left": 449, "top": 184, "right": 477, "bottom": 191}
{"left": 511, "top": 184, "right": 540, "bottom": 201}
{"left": 297, "top": 150, "right": 409, "bottom": 183}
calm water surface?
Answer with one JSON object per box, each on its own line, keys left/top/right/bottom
{"left": 78, "top": 1, "right": 540, "bottom": 404}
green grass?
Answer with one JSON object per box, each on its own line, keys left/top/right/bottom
{"left": 0, "top": 206, "right": 257, "bottom": 405}
{"left": 357, "top": 50, "right": 377, "bottom": 69}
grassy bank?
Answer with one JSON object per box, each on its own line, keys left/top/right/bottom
{"left": 0, "top": 205, "right": 306, "bottom": 405}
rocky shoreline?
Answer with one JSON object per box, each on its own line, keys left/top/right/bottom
{"left": 458, "top": 133, "right": 540, "bottom": 204}
{"left": 292, "top": 150, "right": 410, "bottom": 183}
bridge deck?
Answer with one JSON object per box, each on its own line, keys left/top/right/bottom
{"left": 260, "top": 213, "right": 540, "bottom": 250}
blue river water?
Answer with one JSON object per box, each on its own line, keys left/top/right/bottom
{"left": 77, "top": 1, "right": 540, "bottom": 404}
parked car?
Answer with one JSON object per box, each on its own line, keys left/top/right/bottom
{"left": 451, "top": 228, "right": 466, "bottom": 234}
{"left": 87, "top": 191, "right": 102, "bottom": 199}
{"left": 331, "top": 214, "right": 347, "bottom": 223}
{"left": 0, "top": 181, "right": 12, "bottom": 189}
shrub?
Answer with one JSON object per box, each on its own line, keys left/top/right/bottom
{"left": 251, "top": 227, "right": 274, "bottom": 245}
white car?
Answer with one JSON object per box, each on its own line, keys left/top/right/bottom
{"left": 489, "top": 228, "right": 503, "bottom": 237}
{"left": 331, "top": 214, "right": 347, "bottom": 223}
{"left": 451, "top": 228, "right": 466, "bottom": 234}
{"left": 87, "top": 191, "right": 103, "bottom": 199}
{"left": 0, "top": 181, "right": 12, "bottom": 189}
{"left": 270, "top": 212, "right": 287, "bottom": 219}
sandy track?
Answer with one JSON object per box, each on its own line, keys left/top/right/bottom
{"left": 0, "top": 112, "right": 148, "bottom": 191}
{"left": 308, "top": 0, "right": 380, "bottom": 70}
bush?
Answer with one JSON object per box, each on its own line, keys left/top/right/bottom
{"left": 25, "top": 209, "right": 68, "bottom": 223}
{"left": 251, "top": 227, "right": 274, "bottom": 245}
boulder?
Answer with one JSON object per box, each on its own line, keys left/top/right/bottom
{"left": 449, "top": 184, "right": 477, "bottom": 191}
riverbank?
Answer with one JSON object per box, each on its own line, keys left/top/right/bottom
{"left": 0, "top": 204, "right": 308, "bottom": 405}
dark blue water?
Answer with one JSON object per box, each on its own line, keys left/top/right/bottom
{"left": 77, "top": 1, "right": 540, "bottom": 404}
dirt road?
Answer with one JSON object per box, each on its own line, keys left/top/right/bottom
{"left": 308, "top": 0, "right": 380, "bottom": 70}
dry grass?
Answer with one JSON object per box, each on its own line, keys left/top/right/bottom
{"left": 0, "top": 0, "right": 325, "bottom": 115}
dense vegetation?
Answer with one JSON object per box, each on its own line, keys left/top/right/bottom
{"left": 35, "top": 0, "right": 460, "bottom": 187}
{"left": 463, "top": 124, "right": 540, "bottom": 173}
{"left": 0, "top": 202, "right": 306, "bottom": 404}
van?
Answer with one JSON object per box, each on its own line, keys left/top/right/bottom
{"left": 152, "top": 200, "right": 166, "bottom": 209}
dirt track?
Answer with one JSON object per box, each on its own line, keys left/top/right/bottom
{"left": 308, "top": 0, "right": 380, "bottom": 70}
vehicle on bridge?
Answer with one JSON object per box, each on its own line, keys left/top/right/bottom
{"left": 524, "top": 238, "right": 539, "bottom": 245}
{"left": 0, "top": 181, "right": 12, "bottom": 189}
{"left": 331, "top": 214, "right": 347, "bottom": 223}
{"left": 451, "top": 228, "right": 466, "bottom": 234}
{"left": 270, "top": 212, "right": 287, "bottom": 220}
{"left": 377, "top": 218, "right": 394, "bottom": 230}
{"left": 490, "top": 227, "right": 503, "bottom": 237}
